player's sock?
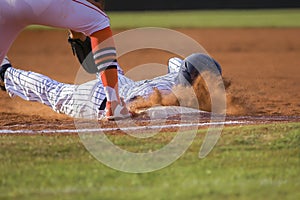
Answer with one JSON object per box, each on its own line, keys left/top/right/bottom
{"left": 90, "top": 27, "right": 128, "bottom": 118}
{"left": 100, "top": 67, "right": 118, "bottom": 98}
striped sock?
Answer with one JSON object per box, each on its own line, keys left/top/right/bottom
{"left": 93, "top": 47, "right": 118, "bottom": 72}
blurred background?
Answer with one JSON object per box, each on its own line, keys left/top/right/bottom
{"left": 105, "top": 0, "right": 300, "bottom": 11}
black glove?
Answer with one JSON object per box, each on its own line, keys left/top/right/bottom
{"left": 68, "top": 36, "right": 98, "bottom": 74}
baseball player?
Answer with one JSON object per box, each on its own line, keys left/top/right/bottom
{"left": 0, "top": 54, "right": 222, "bottom": 119}
{"left": 0, "top": 0, "right": 129, "bottom": 120}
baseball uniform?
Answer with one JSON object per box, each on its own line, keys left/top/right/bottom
{"left": 0, "top": 0, "right": 109, "bottom": 64}
{"left": 3, "top": 58, "right": 183, "bottom": 119}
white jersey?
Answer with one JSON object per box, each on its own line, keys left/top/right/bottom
{"left": 4, "top": 58, "right": 184, "bottom": 119}
{"left": 0, "top": 0, "right": 109, "bottom": 64}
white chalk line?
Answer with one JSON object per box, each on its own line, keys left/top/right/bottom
{"left": 0, "top": 121, "right": 246, "bottom": 134}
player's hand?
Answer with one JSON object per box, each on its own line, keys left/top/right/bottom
{"left": 87, "top": 0, "right": 105, "bottom": 10}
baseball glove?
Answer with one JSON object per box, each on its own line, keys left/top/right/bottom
{"left": 68, "top": 36, "right": 98, "bottom": 74}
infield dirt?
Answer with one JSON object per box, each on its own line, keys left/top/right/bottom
{"left": 0, "top": 28, "right": 299, "bottom": 127}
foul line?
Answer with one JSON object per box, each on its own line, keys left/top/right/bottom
{"left": 0, "top": 121, "right": 246, "bottom": 134}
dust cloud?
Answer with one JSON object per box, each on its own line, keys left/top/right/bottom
{"left": 129, "top": 71, "right": 251, "bottom": 115}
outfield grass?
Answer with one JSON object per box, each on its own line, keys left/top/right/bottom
{"left": 0, "top": 123, "right": 299, "bottom": 200}
{"left": 108, "top": 9, "right": 300, "bottom": 28}
{"left": 28, "top": 9, "right": 300, "bottom": 30}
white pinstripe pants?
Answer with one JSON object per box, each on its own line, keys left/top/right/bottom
{"left": 4, "top": 58, "right": 183, "bottom": 118}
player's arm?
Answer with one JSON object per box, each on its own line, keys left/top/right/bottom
{"left": 168, "top": 57, "right": 183, "bottom": 73}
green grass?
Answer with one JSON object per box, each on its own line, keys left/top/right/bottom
{"left": 0, "top": 123, "right": 299, "bottom": 199}
{"left": 108, "top": 9, "right": 300, "bottom": 28}
{"left": 27, "top": 9, "right": 300, "bottom": 30}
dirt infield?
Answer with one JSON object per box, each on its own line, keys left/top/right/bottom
{"left": 0, "top": 28, "right": 299, "bottom": 129}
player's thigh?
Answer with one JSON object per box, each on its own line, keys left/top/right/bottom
{"left": 28, "top": 0, "right": 110, "bottom": 35}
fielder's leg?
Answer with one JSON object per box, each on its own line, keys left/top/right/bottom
{"left": 90, "top": 27, "right": 130, "bottom": 120}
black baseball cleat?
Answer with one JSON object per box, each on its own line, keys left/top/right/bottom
{"left": 0, "top": 56, "right": 12, "bottom": 91}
